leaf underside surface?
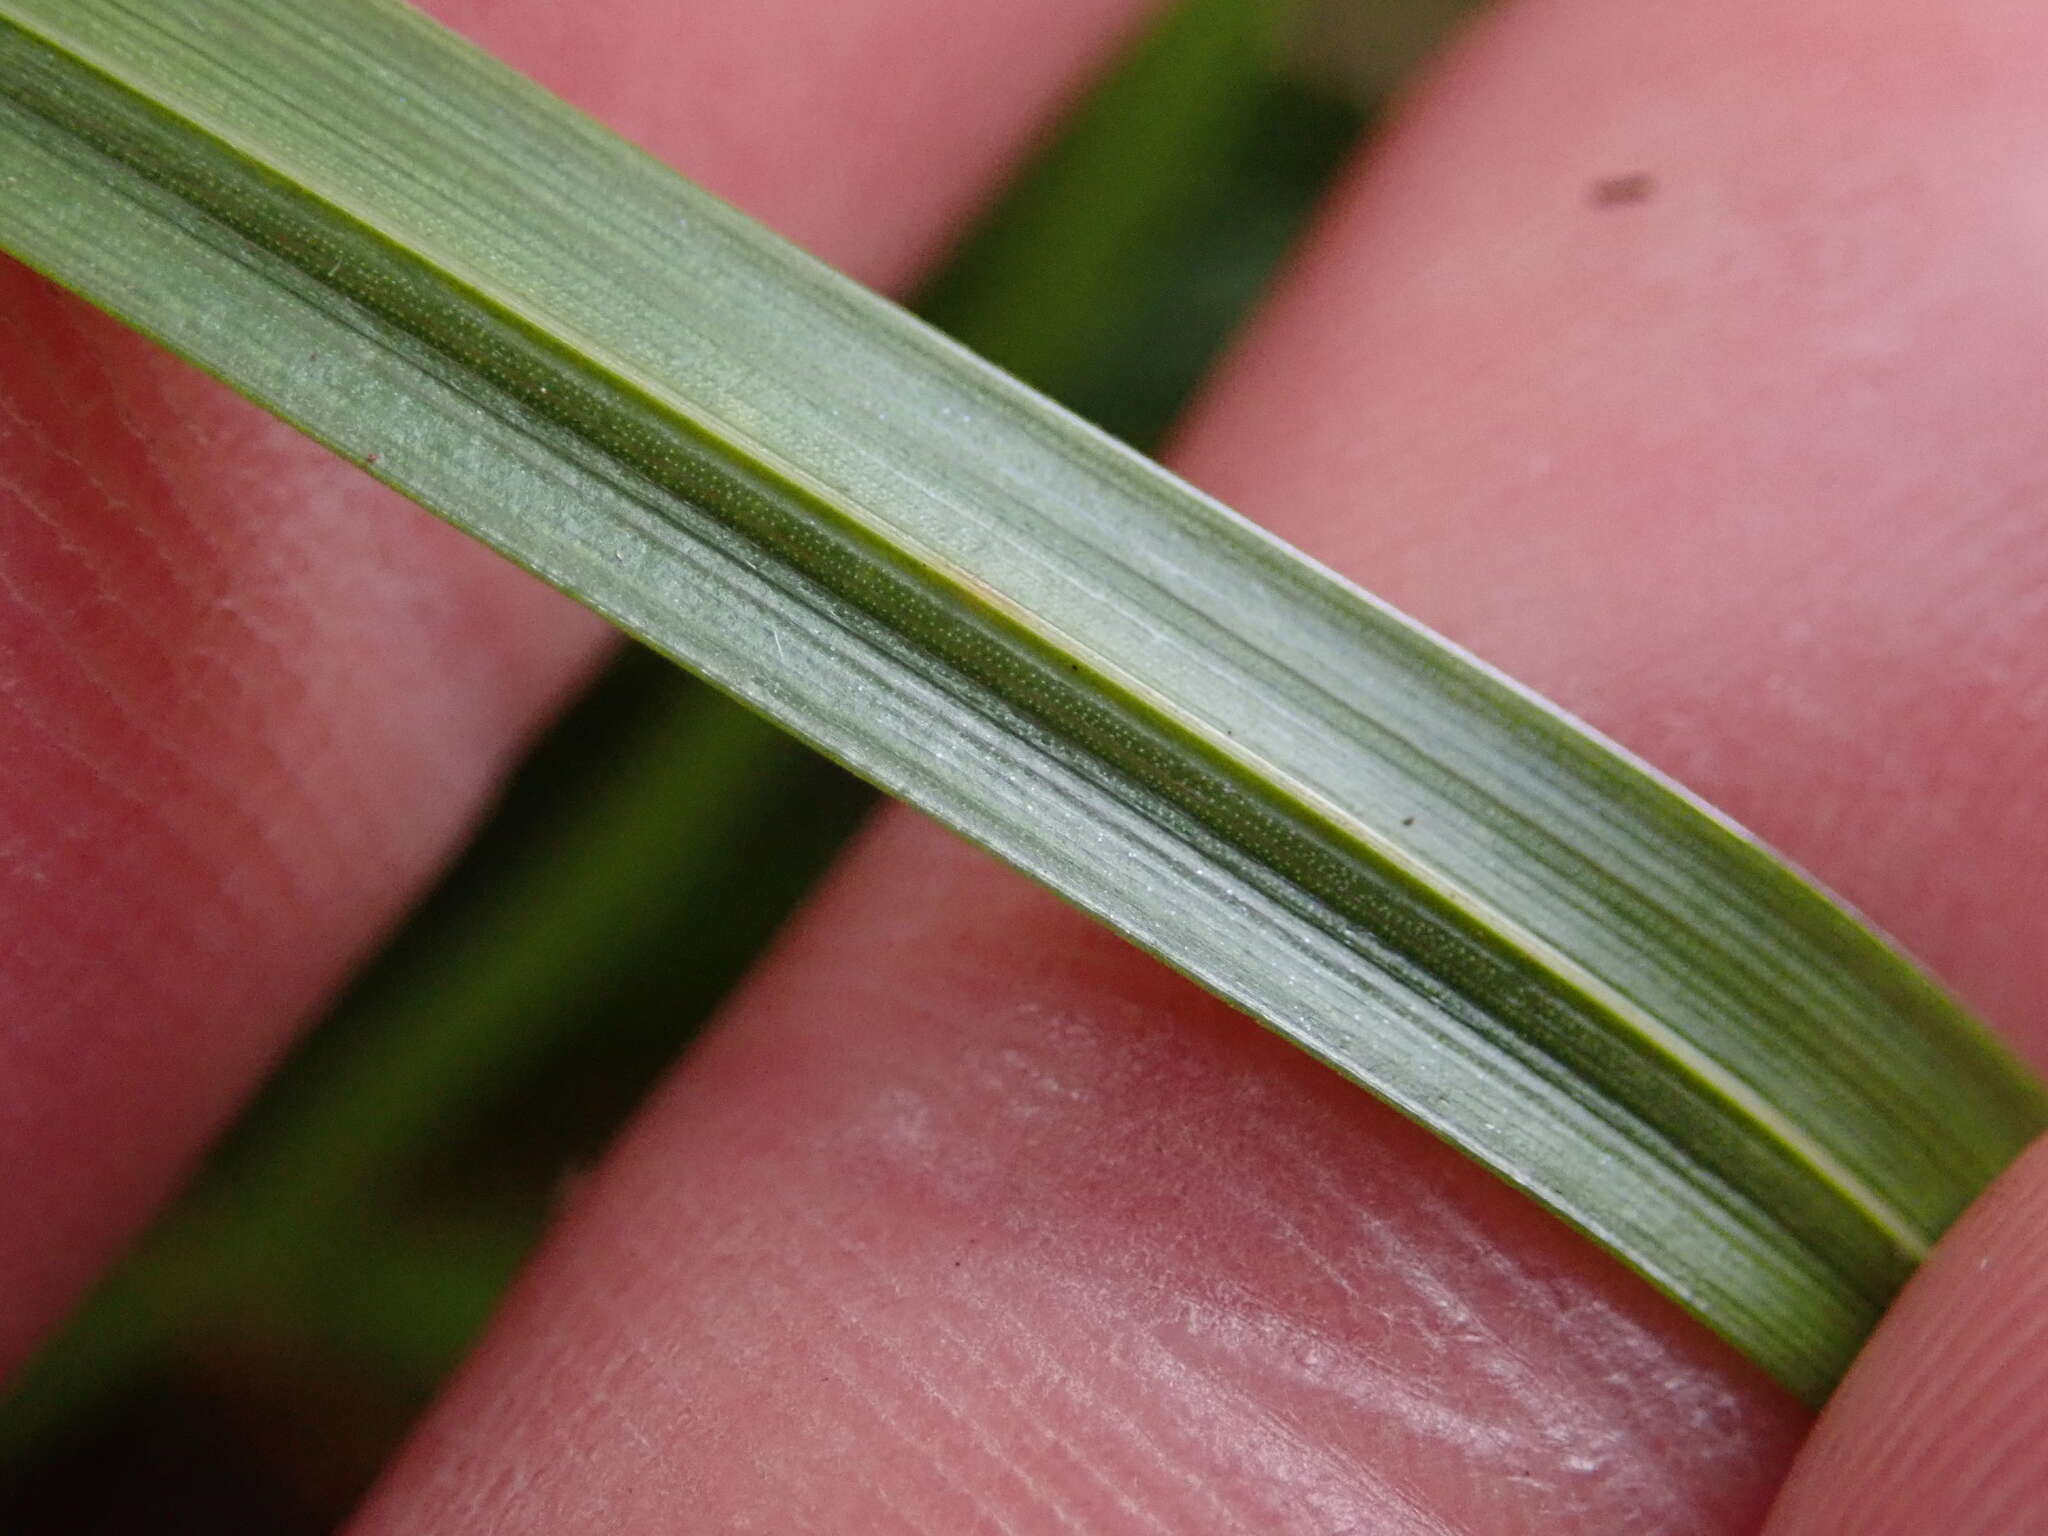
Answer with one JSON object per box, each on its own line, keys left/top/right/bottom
{"left": 1, "top": 0, "right": 2040, "bottom": 1404}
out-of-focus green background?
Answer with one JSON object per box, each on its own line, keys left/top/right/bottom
{"left": 0, "top": 1, "right": 1477, "bottom": 1526}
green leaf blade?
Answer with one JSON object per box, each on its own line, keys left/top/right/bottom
{"left": 3, "top": 0, "right": 2041, "bottom": 1403}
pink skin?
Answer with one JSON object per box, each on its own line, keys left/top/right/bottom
{"left": 0, "top": 0, "right": 1153, "bottom": 1377}
{"left": 6, "top": 0, "right": 2047, "bottom": 1529}
{"left": 1770, "top": 1137, "right": 2048, "bottom": 1533}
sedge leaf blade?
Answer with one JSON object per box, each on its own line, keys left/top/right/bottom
{"left": 1, "top": 0, "right": 2041, "bottom": 1403}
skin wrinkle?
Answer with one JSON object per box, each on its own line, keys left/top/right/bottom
{"left": 575, "top": 1222, "right": 1016, "bottom": 1535}
{"left": 1269, "top": 1011, "right": 1753, "bottom": 1500}
{"left": 1, "top": 288, "right": 388, "bottom": 922}
{"left": 1153, "top": 1079, "right": 1746, "bottom": 1529}
{"left": 1206, "top": 1138, "right": 1607, "bottom": 1476}
{"left": 106, "top": 314, "right": 413, "bottom": 864}
{"left": 1002, "top": 1322, "right": 1257, "bottom": 1536}
{"left": 786, "top": 1200, "right": 1219, "bottom": 1536}
{"left": 778, "top": 1215, "right": 1055, "bottom": 1536}
{"left": 972, "top": 1279, "right": 1234, "bottom": 1530}
{"left": 431, "top": 1298, "right": 573, "bottom": 1523}
{"left": 0, "top": 480, "right": 325, "bottom": 924}
{"left": 1119, "top": 1302, "right": 1461, "bottom": 1536}
{"left": 0, "top": 548, "right": 291, "bottom": 951}
{"left": 0, "top": 801, "right": 160, "bottom": 1018}
{"left": 407, "top": 1040, "right": 1163, "bottom": 1531}
{"left": 1064, "top": 1003, "right": 1720, "bottom": 1531}
{"left": 620, "top": 1056, "right": 1135, "bottom": 1534}
{"left": 726, "top": 1229, "right": 1006, "bottom": 1530}
{"left": 793, "top": 1133, "right": 1346, "bottom": 1536}
{"left": 0, "top": 556, "right": 334, "bottom": 1038}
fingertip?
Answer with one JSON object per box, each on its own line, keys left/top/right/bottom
{"left": 1768, "top": 1134, "right": 2048, "bottom": 1534}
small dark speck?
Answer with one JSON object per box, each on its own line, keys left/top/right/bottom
{"left": 1589, "top": 172, "right": 1656, "bottom": 208}
{"left": 365, "top": 453, "right": 380, "bottom": 465}
{"left": 1401, "top": 816, "right": 1416, "bottom": 828}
